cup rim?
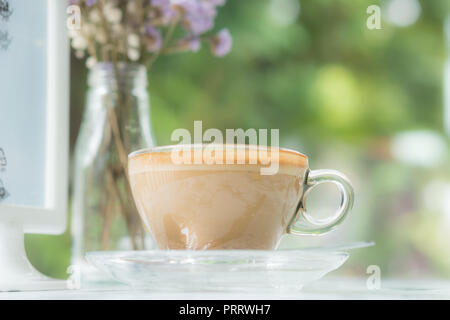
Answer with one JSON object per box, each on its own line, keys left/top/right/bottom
{"left": 128, "top": 144, "right": 308, "bottom": 160}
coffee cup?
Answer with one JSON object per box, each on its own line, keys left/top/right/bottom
{"left": 128, "top": 144, "right": 354, "bottom": 250}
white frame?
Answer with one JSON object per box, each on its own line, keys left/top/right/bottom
{"left": 0, "top": 0, "right": 69, "bottom": 235}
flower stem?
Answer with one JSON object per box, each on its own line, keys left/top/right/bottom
{"left": 147, "top": 17, "right": 180, "bottom": 69}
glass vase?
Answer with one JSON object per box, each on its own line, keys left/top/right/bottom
{"left": 71, "top": 62, "right": 155, "bottom": 280}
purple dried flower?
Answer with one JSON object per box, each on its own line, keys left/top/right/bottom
{"left": 145, "top": 25, "right": 162, "bottom": 52}
{"left": 207, "top": 0, "right": 226, "bottom": 6}
{"left": 85, "top": 0, "right": 97, "bottom": 7}
{"left": 151, "top": 0, "right": 178, "bottom": 25}
{"left": 167, "top": 0, "right": 228, "bottom": 34}
{"left": 177, "top": 36, "right": 201, "bottom": 52}
{"left": 181, "top": 1, "right": 217, "bottom": 34}
{"left": 211, "top": 28, "right": 232, "bottom": 57}
{"left": 70, "top": 0, "right": 230, "bottom": 65}
{"left": 152, "top": 0, "right": 171, "bottom": 6}
{"left": 189, "top": 37, "right": 201, "bottom": 52}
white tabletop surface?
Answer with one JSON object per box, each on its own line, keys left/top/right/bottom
{"left": 1, "top": 277, "right": 450, "bottom": 300}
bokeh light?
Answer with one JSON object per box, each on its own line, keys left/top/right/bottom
{"left": 391, "top": 130, "right": 447, "bottom": 167}
{"left": 268, "top": 0, "right": 301, "bottom": 27}
{"left": 386, "top": 0, "right": 421, "bottom": 27}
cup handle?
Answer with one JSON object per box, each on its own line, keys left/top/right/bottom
{"left": 287, "top": 169, "right": 354, "bottom": 235}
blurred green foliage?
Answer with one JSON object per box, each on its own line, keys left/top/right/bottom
{"left": 28, "top": 0, "right": 450, "bottom": 279}
{"left": 148, "top": 0, "right": 446, "bottom": 145}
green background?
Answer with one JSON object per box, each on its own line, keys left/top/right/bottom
{"left": 27, "top": 0, "right": 450, "bottom": 279}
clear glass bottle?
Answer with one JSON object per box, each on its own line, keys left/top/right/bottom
{"left": 71, "top": 63, "right": 155, "bottom": 278}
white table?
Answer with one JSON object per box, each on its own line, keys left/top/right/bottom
{"left": 1, "top": 278, "right": 450, "bottom": 300}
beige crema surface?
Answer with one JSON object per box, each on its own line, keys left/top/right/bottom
{"left": 129, "top": 149, "right": 308, "bottom": 250}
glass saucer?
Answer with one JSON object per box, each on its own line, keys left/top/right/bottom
{"left": 86, "top": 242, "right": 373, "bottom": 292}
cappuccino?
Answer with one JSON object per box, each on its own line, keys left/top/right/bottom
{"left": 128, "top": 144, "right": 354, "bottom": 250}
